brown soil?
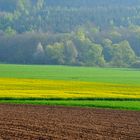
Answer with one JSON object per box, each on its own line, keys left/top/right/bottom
{"left": 0, "top": 104, "right": 140, "bottom": 140}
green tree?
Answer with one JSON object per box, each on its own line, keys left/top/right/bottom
{"left": 87, "top": 43, "right": 105, "bottom": 66}
{"left": 45, "top": 42, "right": 65, "bottom": 64}
{"left": 102, "top": 39, "right": 113, "bottom": 62}
{"left": 5, "top": 27, "right": 16, "bottom": 36}
{"left": 74, "top": 36, "right": 104, "bottom": 66}
{"left": 17, "top": 0, "right": 26, "bottom": 11}
{"left": 76, "top": 28, "right": 87, "bottom": 41}
{"left": 64, "top": 40, "right": 78, "bottom": 65}
{"left": 111, "top": 40, "right": 136, "bottom": 67}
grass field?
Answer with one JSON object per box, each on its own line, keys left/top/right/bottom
{"left": 0, "top": 64, "right": 140, "bottom": 84}
{"left": 0, "top": 64, "right": 140, "bottom": 110}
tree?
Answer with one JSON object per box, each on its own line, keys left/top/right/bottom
{"left": 64, "top": 40, "right": 78, "bottom": 65}
{"left": 76, "top": 28, "right": 87, "bottom": 41}
{"left": 36, "top": 0, "right": 44, "bottom": 10}
{"left": 111, "top": 40, "right": 136, "bottom": 67}
{"left": 33, "top": 42, "right": 45, "bottom": 63}
{"left": 102, "top": 39, "right": 113, "bottom": 62}
{"left": 74, "top": 35, "right": 104, "bottom": 66}
{"left": 45, "top": 42, "right": 65, "bottom": 64}
{"left": 17, "top": 0, "right": 26, "bottom": 12}
{"left": 86, "top": 43, "right": 105, "bottom": 66}
{"left": 5, "top": 27, "right": 16, "bottom": 36}
{"left": 17, "top": 0, "right": 30, "bottom": 15}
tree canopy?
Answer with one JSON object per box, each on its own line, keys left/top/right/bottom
{"left": 0, "top": 0, "right": 140, "bottom": 67}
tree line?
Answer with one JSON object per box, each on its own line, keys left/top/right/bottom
{"left": 0, "top": 0, "right": 140, "bottom": 67}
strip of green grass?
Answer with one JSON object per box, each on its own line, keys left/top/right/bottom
{"left": 0, "top": 100, "right": 140, "bottom": 111}
{"left": 0, "top": 64, "right": 140, "bottom": 84}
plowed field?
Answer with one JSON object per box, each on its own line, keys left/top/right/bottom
{"left": 0, "top": 104, "right": 140, "bottom": 140}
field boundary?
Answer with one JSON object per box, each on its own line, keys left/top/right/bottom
{"left": 0, "top": 97, "right": 140, "bottom": 101}
{"left": 0, "top": 98, "right": 140, "bottom": 111}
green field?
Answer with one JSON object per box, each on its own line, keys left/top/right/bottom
{"left": 0, "top": 64, "right": 140, "bottom": 110}
{"left": 0, "top": 64, "right": 140, "bottom": 84}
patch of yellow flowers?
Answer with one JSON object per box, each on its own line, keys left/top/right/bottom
{"left": 0, "top": 78, "right": 140, "bottom": 99}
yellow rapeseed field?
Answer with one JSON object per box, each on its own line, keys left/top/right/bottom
{"left": 0, "top": 78, "right": 140, "bottom": 99}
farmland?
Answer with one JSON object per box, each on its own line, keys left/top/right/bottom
{"left": 1, "top": 1, "right": 140, "bottom": 139}
{"left": 0, "top": 64, "right": 140, "bottom": 110}
{"left": 0, "top": 104, "right": 140, "bottom": 139}
{"left": 0, "top": 64, "right": 140, "bottom": 84}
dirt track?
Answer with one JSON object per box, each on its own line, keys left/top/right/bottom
{"left": 0, "top": 104, "right": 140, "bottom": 140}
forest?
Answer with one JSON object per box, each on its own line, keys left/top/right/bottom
{"left": 0, "top": 0, "right": 140, "bottom": 67}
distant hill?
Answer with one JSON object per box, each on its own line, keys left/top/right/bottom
{"left": 1, "top": 0, "right": 140, "bottom": 32}
{"left": 0, "top": 0, "right": 140, "bottom": 67}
